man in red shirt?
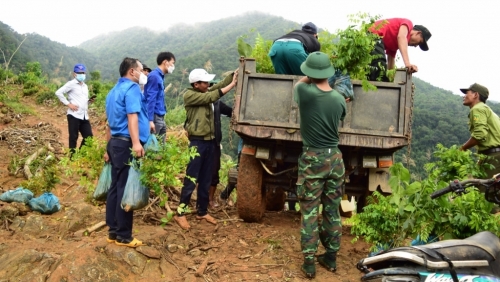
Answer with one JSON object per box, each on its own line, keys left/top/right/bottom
{"left": 368, "top": 18, "right": 431, "bottom": 81}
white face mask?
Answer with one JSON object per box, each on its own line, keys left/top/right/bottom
{"left": 168, "top": 64, "right": 175, "bottom": 74}
{"left": 134, "top": 69, "right": 148, "bottom": 85}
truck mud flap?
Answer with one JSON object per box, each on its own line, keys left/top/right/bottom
{"left": 368, "top": 168, "right": 391, "bottom": 193}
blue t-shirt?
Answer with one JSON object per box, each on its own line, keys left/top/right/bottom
{"left": 144, "top": 67, "right": 166, "bottom": 121}
{"left": 106, "top": 77, "right": 150, "bottom": 143}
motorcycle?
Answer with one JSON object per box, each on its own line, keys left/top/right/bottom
{"left": 356, "top": 176, "right": 500, "bottom": 282}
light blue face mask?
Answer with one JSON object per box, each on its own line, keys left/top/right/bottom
{"left": 76, "top": 74, "right": 86, "bottom": 82}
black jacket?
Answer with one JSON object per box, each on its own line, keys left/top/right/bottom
{"left": 213, "top": 100, "right": 232, "bottom": 146}
{"left": 275, "top": 30, "right": 321, "bottom": 53}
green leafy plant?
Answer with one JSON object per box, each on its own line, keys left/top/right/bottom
{"left": 348, "top": 144, "right": 500, "bottom": 251}
{"left": 237, "top": 33, "right": 275, "bottom": 74}
{"left": 219, "top": 156, "right": 236, "bottom": 187}
{"left": 20, "top": 151, "right": 61, "bottom": 195}
{"left": 59, "top": 137, "right": 107, "bottom": 200}
{"left": 164, "top": 105, "right": 186, "bottom": 127}
{"left": 327, "top": 13, "right": 382, "bottom": 91}
{"left": 139, "top": 134, "right": 198, "bottom": 223}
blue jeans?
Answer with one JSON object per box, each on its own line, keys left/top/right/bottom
{"left": 106, "top": 138, "right": 134, "bottom": 240}
{"left": 179, "top": 139, "right": 215, "bottom": 216}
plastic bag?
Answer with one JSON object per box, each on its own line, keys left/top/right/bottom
{"left": 0, "top": 187, "right": 34, "bottom": 204}
{"left": 144, "top": 134, "right": 160, "bottom": 152}
{"left": 28, "top": 192, "right": 61, "bottom": 214}
{"left": 328, "top": 70, "right": 354, "bottom": 100}
{"left": 93, "top": 163, "right": 112, "bottom": 201}
{"left": 121, "top": 160, "right": 149, "bottom": 212}
{"left": 411, "top": 234, "right": 439, "bottom": 246}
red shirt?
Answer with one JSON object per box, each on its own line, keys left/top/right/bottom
{"left": 369, "top": 18, "right": 413, "bottom": 58}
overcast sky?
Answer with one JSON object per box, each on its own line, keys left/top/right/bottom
{"left": 1, "top": 0, "right": 498, "bottom": 101}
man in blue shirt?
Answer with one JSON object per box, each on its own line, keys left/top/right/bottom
{"left": 104, "top": 57, "right": 150, "bottom": 248}
{"left": 144, "top": 52, "right": 176, "bottom": 141}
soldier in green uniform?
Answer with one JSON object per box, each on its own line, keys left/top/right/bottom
{"left": 293, "top": 52, "right": 347, "bottom": 278}
{"left": 460, "top": 83, "right": 500, "bottom": 178}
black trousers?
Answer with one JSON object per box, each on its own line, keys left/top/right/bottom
{"left": 210, "top": 144, "right": 221, "bottom": 186}
{"left": 368, "top": 39, "right": 390, "bottom": 82}
{"left": 67, "top": 114, "right": 93, "bottom": 154}
{"left": 179, "top": 139, "right": 215, "bottom": 216}
{"left": 106, "top": 138, "right": 134, "bottom": 240}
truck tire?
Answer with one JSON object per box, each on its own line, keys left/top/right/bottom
{"left": 237, "top": 154, "right": 266, "bottom": 222}
{"left": 266, "top": 187, "right": 286, "bottom": 211}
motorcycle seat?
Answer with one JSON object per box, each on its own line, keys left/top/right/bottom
{"left": 422, "top": 231, "right": 500, "bottom": 261}
{"left": 391, "top": 231, "right": 500, "bottom": 262}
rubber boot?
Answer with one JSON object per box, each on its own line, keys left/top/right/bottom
{"left": 301, "top": 257, "right": 315, "bottom": 279}
{"left": 317, "top": 252, "right": 337, "bottom": 272}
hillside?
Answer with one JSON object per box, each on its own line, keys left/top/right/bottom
{"left": 0, "top": 21, "right": 97, "bottom": 85}
{"left": 79, "top": 12, "right": 300, "bottom": 81}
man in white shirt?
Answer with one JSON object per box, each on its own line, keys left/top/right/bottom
{"left": 55, "top": 63, "right": 94, "bottom": 156}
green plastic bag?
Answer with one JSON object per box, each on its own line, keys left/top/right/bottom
{"left": 93, "top": 163, "right": 112, "bottom": 201}
{"left": 121, "top": 160, "right": 149, "bottom": 212}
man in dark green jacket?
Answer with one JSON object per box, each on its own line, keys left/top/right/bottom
{"left": 174, "top": 68, "right": 238, "bottom": 230}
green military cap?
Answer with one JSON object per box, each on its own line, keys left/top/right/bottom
{"left": 300, "top": 52, "right": 335, "bottom": 79}
{"left": 460, "top": 83, "right": 489, "bottom": 98}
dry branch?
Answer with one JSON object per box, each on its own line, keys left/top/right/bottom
{"left": 195, "top": 256, "right": 210, "bottom": 277}
{"left": 24, "top": 147, "right": 46, "bottom": 179}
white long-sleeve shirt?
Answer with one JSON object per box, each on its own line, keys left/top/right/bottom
{"left": 55, "top": 79, "right": 90, "bottom": 120}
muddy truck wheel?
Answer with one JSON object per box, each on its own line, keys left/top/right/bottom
{"left": 237, "top": 154, "right": 266, "bottom": 222}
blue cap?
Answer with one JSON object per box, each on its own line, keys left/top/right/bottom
{"left": 73, "top": 64, "right": 86, "bottom": 73}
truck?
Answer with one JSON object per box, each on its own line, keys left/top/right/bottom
{"left": 229, "top": 57, "right": 414, "bottom": 222}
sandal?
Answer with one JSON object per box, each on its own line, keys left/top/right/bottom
{"left": 115, "top": 237, "right": 145, "bottom": 248}
{"left": 174, "top": 215, "right": 191, "bottom": 230}
{"left": 196, "top": 214, "right": 218, "bottom": 225}
{"left": 106, "top": 234, "right": 116, "bottom": 243}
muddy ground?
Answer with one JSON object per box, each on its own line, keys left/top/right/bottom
{"left": 0, "top": 97, "right": 371, "bottom": 282}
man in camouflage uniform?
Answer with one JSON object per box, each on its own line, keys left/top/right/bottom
{"left": 294, "top": 51, "right": 347, "bottom": 278}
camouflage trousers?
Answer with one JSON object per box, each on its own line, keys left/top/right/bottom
{"left": 296, "top": 147, "right": 344, "bottom": 260}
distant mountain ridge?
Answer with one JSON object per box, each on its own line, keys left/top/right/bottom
{"left": 78, "top": 12, "right": 300, "bottom": 81}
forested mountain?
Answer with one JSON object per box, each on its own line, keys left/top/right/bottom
{"left": 1, "top": 12, "right": 499, "bottom": 179}
{"left": 0, "top": 21, "right": 97, "bottom": 84}
{"left": 79, "top": 12, "right": 300, "bottom": 81}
